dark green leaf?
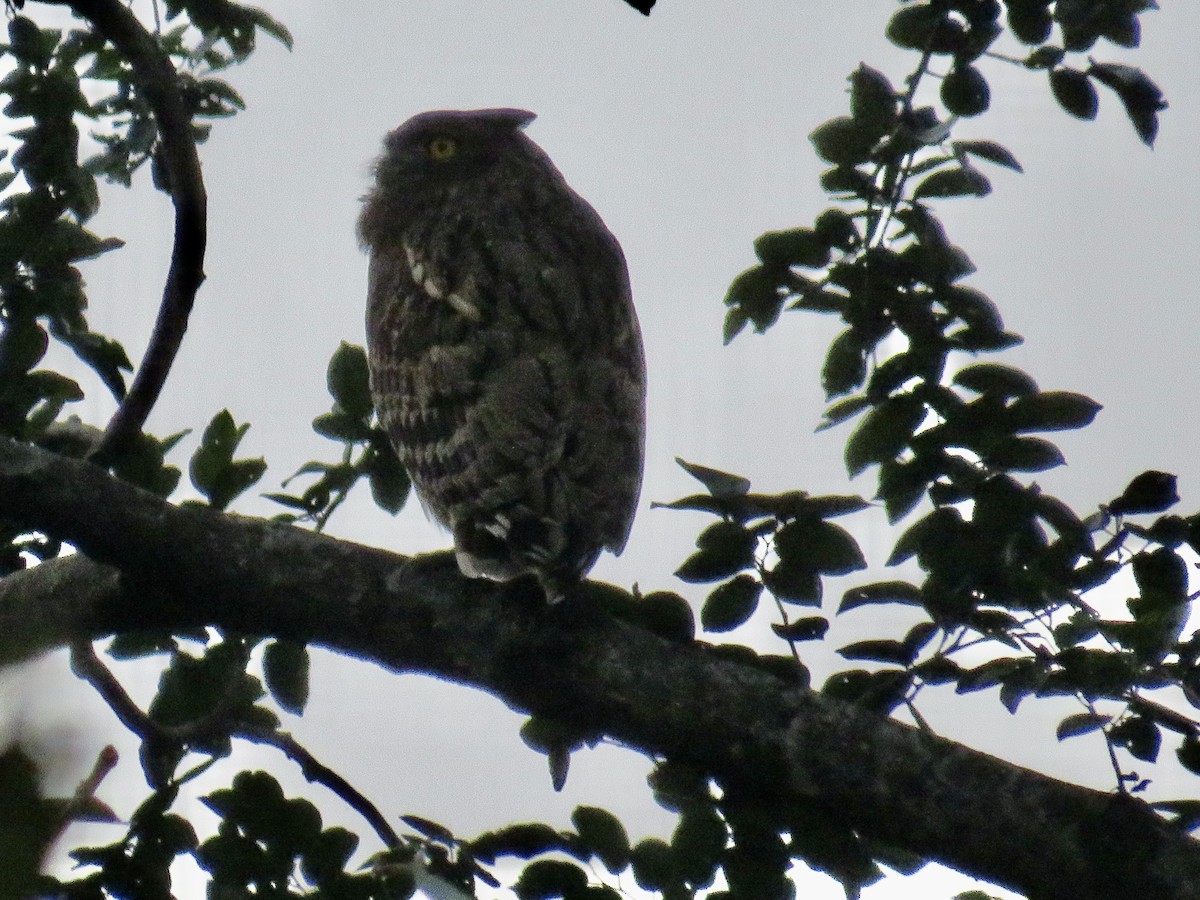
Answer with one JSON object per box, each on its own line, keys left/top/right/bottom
{"left": 822, "top": 328, "right": 870, "bottom": 399}
{"left": 366, "top": 440, "right": 410, "bottom": 513}
{"left": 471, "top": 823, "right": 569, "bottom": 862}
{"left": 813, "top": 208, "right": 859, "bottom": 251}
{"left": 625, "top": 591, "right": 693, "bottom": 645}
{"left": 838, "top": 581, "right": 922, "bottom": 613}
{"left": 676, "top": 538, "right": 756, "bottom": 584}
{"left": 1056, "top": 712, "right": 1110, "bottom": 740}
{"left": 776, "top": 519, "right": 865, "bottom": 576}
{"left": 818, "top": 395, "right": 871, "bottom": 431}
{"left": 984, "top": 436, "right": 1064, "bottom": 472}
{"left": 1110, "top": 715, "right": 1161, "bottom": 763}
{"left": 1088, "top": 62, "right": 1166, "bottom": 146}
{"left": 1006, "top": 391, "right": 1101, "bottom": 433}
{"left": 572, "top": 807, "right": 629, "bottom": 874}
{"left": 1050, "top": 68, "right": 1098, "bottom": 119}
{"left": 941, "top": 64, "right": 990, "bottom": 116}
{"left": 763, "top": 561, "right": 822, "bottom": 606}
{"left": 262, "top": 640, "right": 309, "bottom": 715}
{"left": 810, "top": 116, "right": 876, "bottom": 166}
{"left": 838, "top": 639, "right": 914, "bottom": 666}
{"left": 723, "top": 266, "right": 785, "bottom": 339}
{"left": 1178, "top": 738, "right": 1200, "bottom": 776}
{"left": 755, "top": 227, "right": 830, "bottom": 269}
{"left": 1109, "top": 471, "right": 1178, "bottom": 516}
{"left": 913, "top": 167, "right": 992, "bottom": 199}
{"left": 700, "top": 574, "right": 762, "bottom": 632}
{"left": 771, "top": 616, "right": 828, "bottom": 641}
{"left": 630, "top": 839, "right": 679, "bottom": 893}
{"left": 953, "top": 139, "right": 1023, "bottom": 172}
{"left": 887, "top": 3, "right": 942, "bottom": 50}
{"left": 850, "top": 64, "right": 897, "bottom": 134}
{"left": 327, "top": 342, "right": 372, "bottom": 420}
{"left": 514, "top": 859, "right": 589, "bottom": 900}
{"left": 845, "top": 395, "right": 926, "bottom": 477}
{"left": 952, "top": 362, "right": 1037, "bottom": 397}
{"left": 675, "top": 457, "right": 751, "bottom": 498}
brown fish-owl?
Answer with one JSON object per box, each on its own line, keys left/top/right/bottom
{"left": 358, "top": 109, "right": 645, "bottom": 602}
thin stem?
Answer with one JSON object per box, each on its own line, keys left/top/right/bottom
{"left": 47, "top": 0, "right": 208, "bottom": 465}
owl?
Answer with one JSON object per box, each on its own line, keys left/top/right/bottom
{"left": 358, "top": 108, "right": 645, "bottom": 603}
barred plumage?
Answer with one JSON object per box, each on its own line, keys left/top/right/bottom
{"left": 359, "top": 109, "right": 645, "bottom": 601}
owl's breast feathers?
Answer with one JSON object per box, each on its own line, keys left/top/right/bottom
{"left": 362, "top": 115, "right": 644, "bottom": 601}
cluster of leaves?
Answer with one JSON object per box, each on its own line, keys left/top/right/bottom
{"left": 267, "top": 342, "right": 410, "bottom": 530}
{"left": 0, "top": 3, "right": 288, "bottom": 571}
{"left": 683, "top": 0, "right": 1200, "bottom": 866}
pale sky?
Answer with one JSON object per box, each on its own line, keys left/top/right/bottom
{"left": 6, "top": 1, "right": 1200, "bottom": 897}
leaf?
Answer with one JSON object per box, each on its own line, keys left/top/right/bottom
{"left": 754, "top": 227, "right": 830, "bottom": 269}
{"left": 886, "top": 3, "right": 943, "bottom": 50}
{"left": 953, "top": 139, "right": 1023, "bottom": 173}
{"left": 1110, "top": 715, "right": 1161, "bottom": 763}
{"left": 763, "top": 562, "right": 822, "bottom": 606}
{"left": 952, "top": 362, "right": 1037, "bottom": 398}
{"left": 1179, "top": 738, "right": 1200, "bottom": 776}
{"left": 813, "top": 208, "right": 859, "bottom": 251}
{"left": 515, "top": 859, "right": 589, "bottom": 900}
{"left": 822, "top": 328, "right": 869, "bottom": 399}
{"left": 838, "top": 639, "right": 914, "bottom": 666}
{"left": 844, "top": 395, "right": 926, "bottom": 477}
{"left": 326, "top": 342, "right": 372, "bottom": 420}
{"left": 1109, "top": 470, "right": 1178, "bottom": 516}
{"left": 723, "top": 265, "right": 785, "bottom": 339}
{"left": 775, "top": 519, "right": 866, "bottom": 576}
{"left": 1088, "top": 62, "right": 1166, "bottom": 146}
{"left": 1006, "top": 391, "right": 1101, "bottom": 433}
{"left": 941, "top": 64, "right": 990, "bottom": 116}
{"left": 984, "top": 436, "right": 1064, "bottom": 472}
{"left": 675, "top": 457, "right": 751, "bottom": 498}
{"left": 189, "top": 410, "right": 267, "bottom": 510}
{"left": 849, "top": 64, "right": 897, "bottom": 134}
{"left": 810, "top": 116, "right": 876, "bottom": 166}
{"left": 700, "top": 574, "right": 762, "bottom": 632}
{"left": 818, "top": 395, "right": 871, "bottom": 431}
{"left": 1056, "top": 712, "right": 1111, "bottom": 740}
{"left": 1050, "top": 68, "right": 1098, "bottom": 119}
{"left": 366, "top": 440, "right": 410, "bottom": 513}
{"left": 771, "top": 616, "right": 828, "bottom": 642}
{"left": 676, "top": 521, "right": 757, "bottom": 584}
{"left": 572, "top": 806, "right": 629, "bottom": 873}
{"left": 262, "top": 640, "right": 309, "bottom": 715}
{"left": 471, "top": 823, "right": 570, "bottom": 862}
{"left": 838, "top": 581, "right": 922, "bottom": 613}
{"left": 913, "top": 167, "right": 992, "bottom": 199}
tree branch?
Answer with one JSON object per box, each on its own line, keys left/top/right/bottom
{"left": 0, "top": 436, "right": 1197, "bottom": 899}
{"left": 45, "top": 0, "right": 208, "bottom": 463}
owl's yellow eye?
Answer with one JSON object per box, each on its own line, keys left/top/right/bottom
{"left": 427, "top": 136, "right": 458, "bottom": 161}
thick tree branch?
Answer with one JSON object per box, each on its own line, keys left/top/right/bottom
{"left": 45, "top": 0, "right": 207, "bottom": 462}
{"left": 0, "top": 436, "right": 1197, "bottom": 899}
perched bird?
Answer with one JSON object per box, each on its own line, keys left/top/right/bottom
{"left": 359, "top": 108, "right": 645, "bottom": 602}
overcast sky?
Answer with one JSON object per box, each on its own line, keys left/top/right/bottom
{"left": 6, "top": 1, "right": 1200, "bottom": 897}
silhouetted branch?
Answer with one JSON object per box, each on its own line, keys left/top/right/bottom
{"left": 47, "top": 0, "right": 207, "bottom": 463}
{"left": 0, "top": 436, "right": 1198, "bottom": 900}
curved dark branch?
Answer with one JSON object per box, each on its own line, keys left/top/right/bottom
{"left": 0, "top": 436, "right": 1198, "bottom": 900}
{"left": 47, "top": 0, "right": 207, "bottom": 463}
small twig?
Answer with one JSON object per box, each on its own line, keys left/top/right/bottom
{"left": 235, "top": 725, "right": 404, "bottom": 849}
{"left": 46, "top": 0, "right": 208, "bottom": 464}
{"left": 70, "top": 639, "right": 161, "bottom": 740}
{"left": 72, "top": 639, "right": 403, "bottom": 851}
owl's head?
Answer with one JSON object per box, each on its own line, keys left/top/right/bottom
{"left": 374, "top": 108, "right": 538, "bottom": 190}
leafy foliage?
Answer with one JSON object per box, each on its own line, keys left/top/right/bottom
{"left": 2, "top": 1, "right": 1192, "bottom": 899}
